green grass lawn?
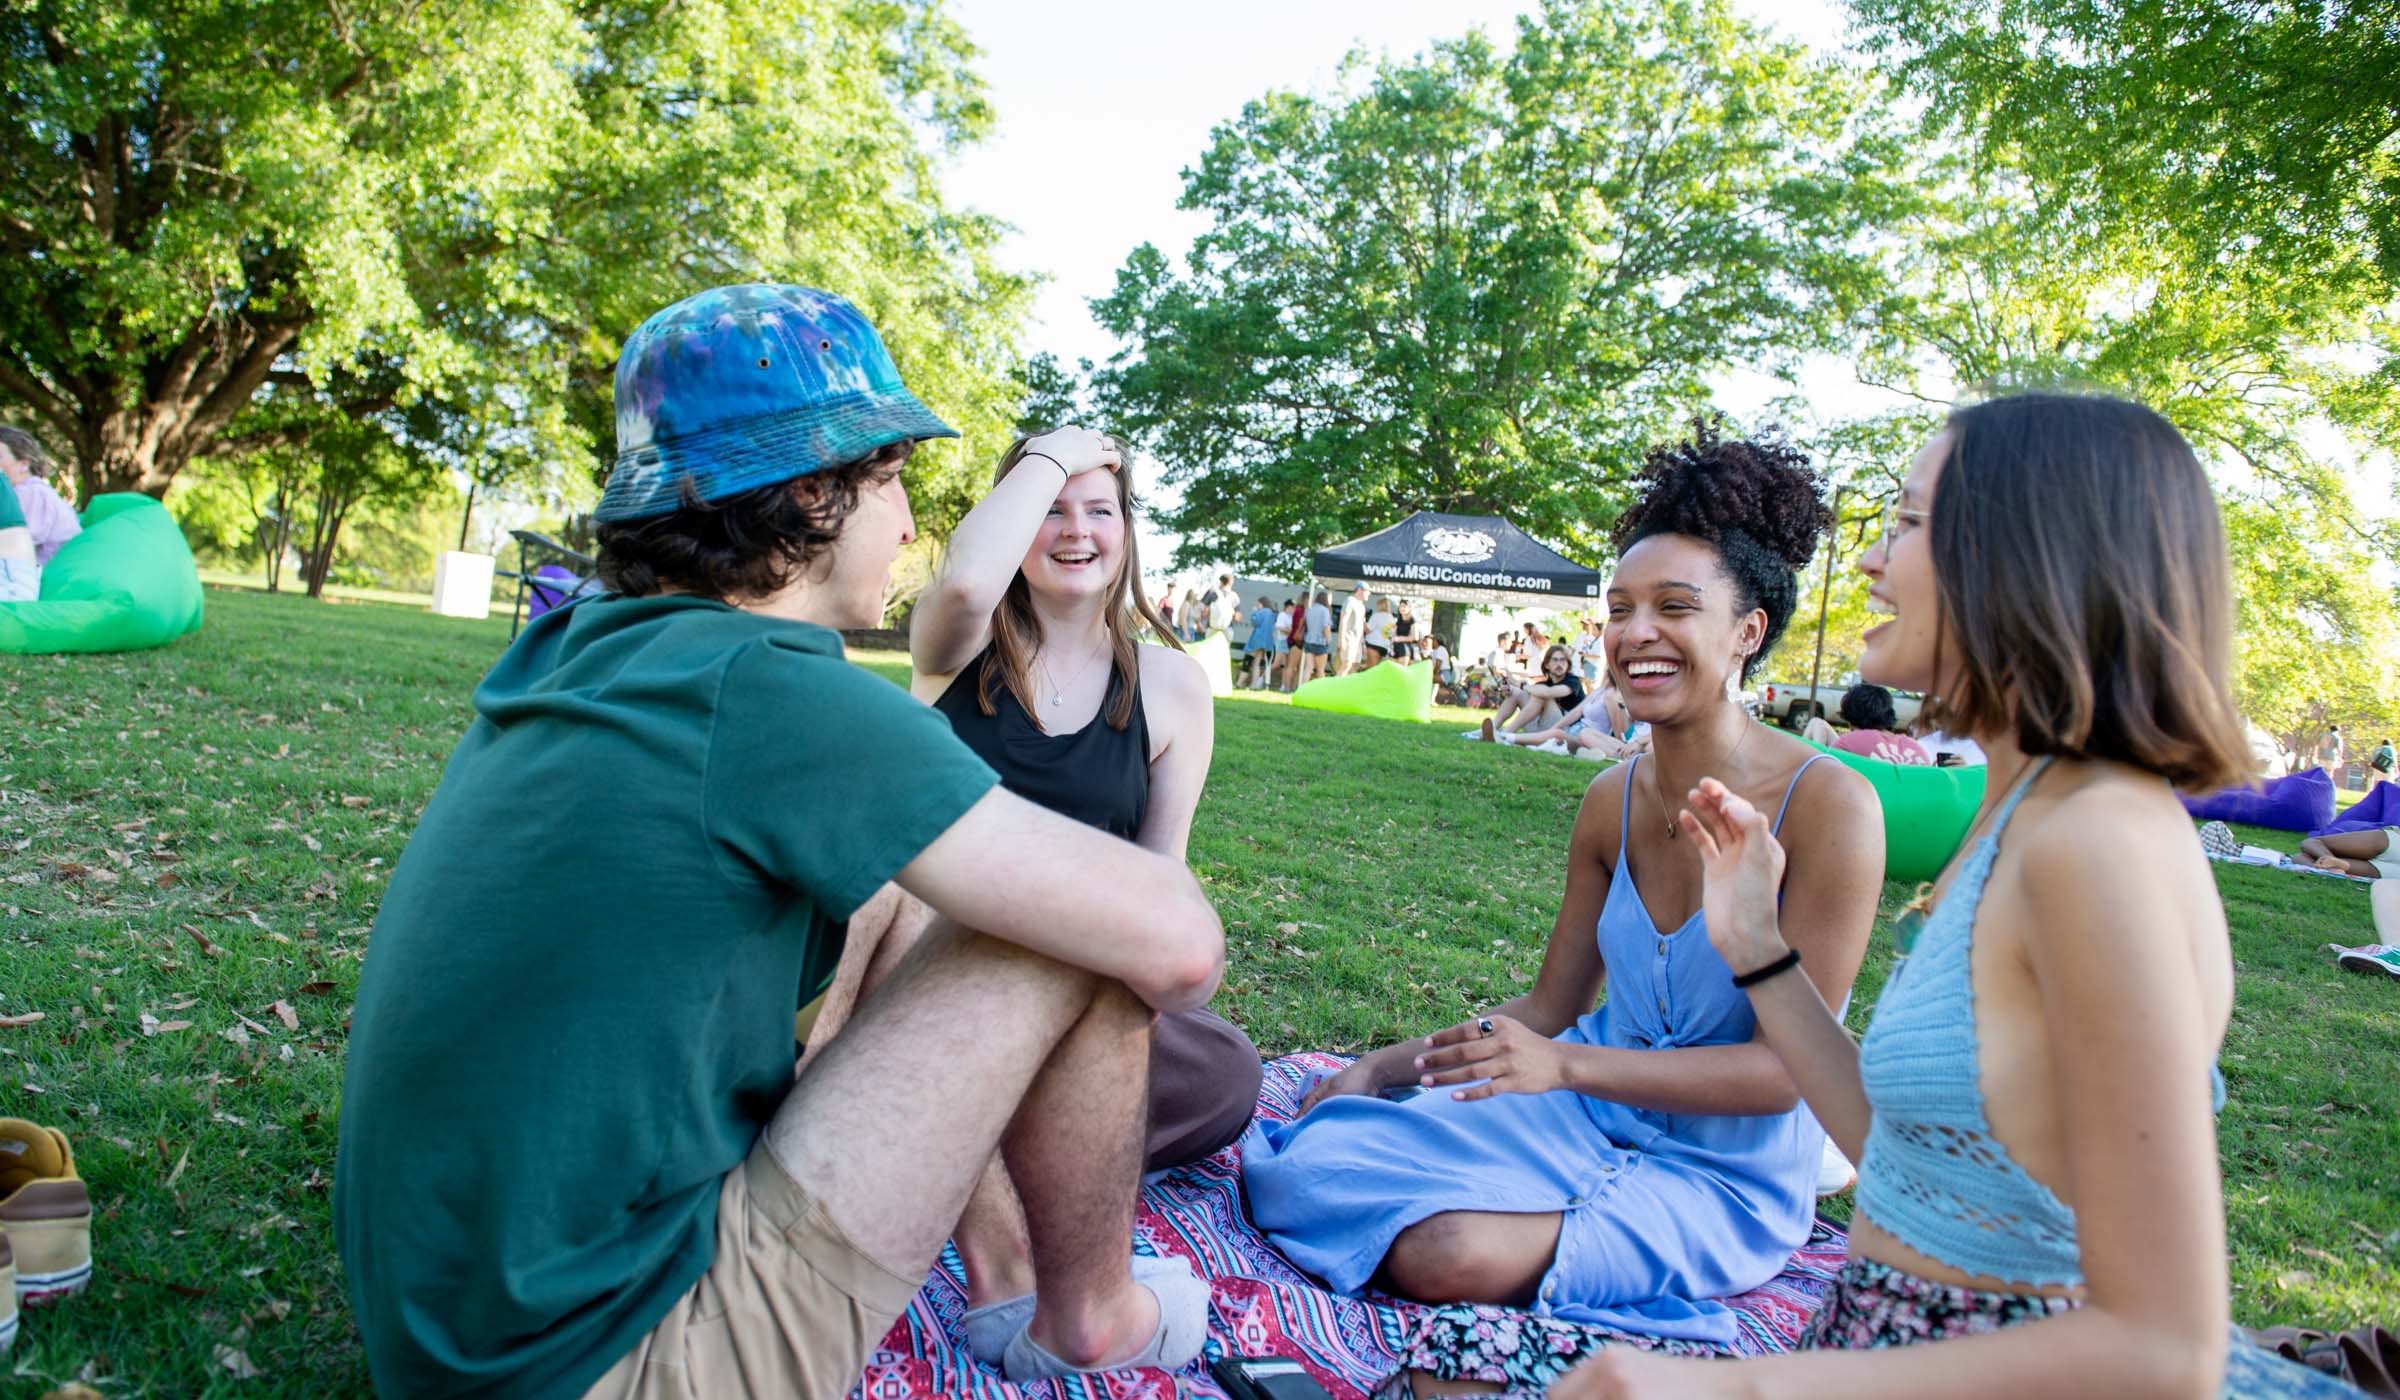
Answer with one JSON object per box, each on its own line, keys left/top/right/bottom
{"left": 5, "top": 587, "right": 2398, "bottom": 1394}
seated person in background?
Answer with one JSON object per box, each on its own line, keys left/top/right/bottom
{"left": 0, "top": 467, "right": 39, "bottom": 602}
{"left": 1912, "top": 715, "right": 1989, "bottom": 767}
{"left": 1477, "top": 643, "right": 1584, "bottom": 740}
{"left": 0, "top": 427, "right": 80, "bottom": 566}
{"left": 1831, "top": 683, "right": 1931, "bottom": 765}
{"left": 2297, "top": 827, "right": 2400, "bottom": 879}
{"left": 334, "top": 286, "right": 1227, "bottom": 1398}
{"left": 1245, "top": 421, "right": 1880, "bottom": 1344}
{"left": 1427, "top": 635, "right": 1457, "bottom": 696}
{"left": 1497, "top": 685, "right": 1647, "bottom": 761}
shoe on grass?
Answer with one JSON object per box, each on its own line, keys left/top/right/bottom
{"left": 0, "top": 1119, "right": 92, "bottom": 1305}
{"left": 0, "top": 1233, "right": 15, "bottom": 1354}
{"left": 1816, "top": 1136, "right": 1857, "bottom": 1197}
{"left": 2337, "top": 946, "right": 2400, "bottom": 981}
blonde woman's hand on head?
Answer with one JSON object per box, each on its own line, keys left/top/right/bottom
{"left": 1020, "top": 425, "right": 1122, "bottom": 478}
{"left": 1679, "top": 776, "right": 1791, "bottom": 976}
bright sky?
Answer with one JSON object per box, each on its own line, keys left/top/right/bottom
{"left": 938, "top": 0, "right": 1877, "bottom": 577}
{"left": 937, "top": 1, "right": 2392, "bottom": 580}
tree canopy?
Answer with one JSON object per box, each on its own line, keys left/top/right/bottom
{"left": 1089, "top": 0, "right": 1907, "bottom": 577}
{"left": 0, "top": 0, "right": 1030, "bottom": 545}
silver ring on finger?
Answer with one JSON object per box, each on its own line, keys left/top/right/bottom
{"left": 1477, "top": 1017, "right": 1495, "bottom": 1037}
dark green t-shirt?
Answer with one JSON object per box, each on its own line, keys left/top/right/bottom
{"left": 335, "top": 594, "right": 997, "bottom": 1399}
{"left": 0, "top": 480, "right": 25, "bottom": 532}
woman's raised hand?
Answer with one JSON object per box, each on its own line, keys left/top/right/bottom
{"left": 1019, "top": 425, "right": 1122, "bottom": 479}
{"left": 1679, "top": 776, "right": 1791, "bottom": 978}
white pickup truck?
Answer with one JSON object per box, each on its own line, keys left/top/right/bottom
{"left": 1755, "top": 677, "right": 1924, "bottom": 731}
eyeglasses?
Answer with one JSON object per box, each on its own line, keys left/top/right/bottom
{"left": 1874, "top": 503, "right": 1930, "bottom": 550}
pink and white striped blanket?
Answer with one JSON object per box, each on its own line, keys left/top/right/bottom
{"left": 851, "top": 1053, "right": 1848, "bottom": 1400}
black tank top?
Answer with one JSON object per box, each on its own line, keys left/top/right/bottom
{"left": 932, "top": 646, "right": 1150, "bottom": 839}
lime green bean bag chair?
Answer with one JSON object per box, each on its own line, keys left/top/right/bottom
{"left": 1188, "top": 632, "right": 1235, "bottom": 698}
{"left": 1291, "top": 659, "right": 1435, "bottom": 723}
{"left": 1800, "top": 735, "right": 1985, "bottom": 883}
{"left": 0, "top": 494, "right": 205, "bottom": 655}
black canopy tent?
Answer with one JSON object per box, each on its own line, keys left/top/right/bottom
{"left": 1310, "top": 511, "right": 1602, "bottom": 612}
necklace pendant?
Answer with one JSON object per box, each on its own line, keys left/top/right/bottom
{"left": 1050, "top": 694, "right": 1063, "bottom": 707}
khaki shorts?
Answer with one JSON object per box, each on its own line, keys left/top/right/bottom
{"left": 580, "top": 1144, "right": 923, "bottom": 1400}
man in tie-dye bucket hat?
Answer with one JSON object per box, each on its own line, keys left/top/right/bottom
{"left": 337, "top": 285, "right": 1226, "bottom": 1398}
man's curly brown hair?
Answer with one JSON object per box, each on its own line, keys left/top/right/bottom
{"left": 1609, "top": 417, "right": 1832, "bottom": 683}
{"left": 595, "top": 441, "right": 913, "bottom": 602}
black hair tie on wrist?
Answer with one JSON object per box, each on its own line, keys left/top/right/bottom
{"left": 1730, "top": 948, "right": 1802, "bottom": 989}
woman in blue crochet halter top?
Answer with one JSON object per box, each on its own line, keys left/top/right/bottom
{"left": 1541, "top": 396, "right": 2347, "bottom": 1400}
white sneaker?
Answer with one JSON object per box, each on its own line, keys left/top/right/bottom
{"left": 1535, "top": 740, "right": 1570, "bottom": 755}
{"left": 1816, "top": 1137, "right": 1857, "bottom": 1197}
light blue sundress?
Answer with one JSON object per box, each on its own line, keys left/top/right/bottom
{"left": 1242, "top": 755, "right": 1834, "bottom": 1346}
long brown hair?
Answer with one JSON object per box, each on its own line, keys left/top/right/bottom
{"left": 974, "top": 435, "right": 1183, "bottom": 730}
{"left": 1924, "top": 393, "right": 2250, "bottom": 792}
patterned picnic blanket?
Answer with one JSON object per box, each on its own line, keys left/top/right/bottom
{"left": 850, "top": 1052, "right": 1849, "bottom": 1400}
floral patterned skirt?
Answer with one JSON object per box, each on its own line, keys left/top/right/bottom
{"left": 1380, "top": 1257, "right": 2354, "bottom": 1397}
{"left": 1798, "top": 1255, "right": 2076, "bottom": 1348}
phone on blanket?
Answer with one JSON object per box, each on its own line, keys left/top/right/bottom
{"left": 1209, "top": 1355, "right": 1337, "bottom": 1400}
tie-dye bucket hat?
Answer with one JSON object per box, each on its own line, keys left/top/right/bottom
{"left": 594, "top": 284, "right": 958, "bottom": 522}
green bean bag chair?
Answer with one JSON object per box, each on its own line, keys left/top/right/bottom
{"left": 0, "top": 494, "right": 205, "bottom": 655}
{"left": 1799, "top": 735, "right": 1986, "bottom": 884}
{"left": 1188, "top": 631, "right": 1235, "bottom": 698}
{"left": 1291, "top": 659, "right": 1435, "bottom": 723}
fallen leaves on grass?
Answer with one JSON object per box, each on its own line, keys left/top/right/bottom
{"left": 215, "top": 1344, "right": 263, "bottom": 1379}
{"left": 267, "top": 999, "right": 298, "bottom": 1030}
{"left": 0, "top": 1010, "right": 45, "bottom": 1028}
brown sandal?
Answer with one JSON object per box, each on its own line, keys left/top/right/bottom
{"left": 2337, "top": 1326, "right": 2400, "bottom": 1399}
{"left": 2242, "top": 1325, "right": 2343, "bottom": 1374}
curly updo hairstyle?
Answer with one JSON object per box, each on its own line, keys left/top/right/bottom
{"left": 1608, "top": 418, "right": 1832, "bottom": 684}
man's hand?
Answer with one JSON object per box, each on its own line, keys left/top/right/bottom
{"left": 1412, "top": 1014, "right": 1567, "bottom": 1100}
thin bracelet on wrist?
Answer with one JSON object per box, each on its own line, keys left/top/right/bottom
{"left": 1021, "top": 450, "right": 1070, "bottom": 482}
{"left": 1730, "top": 947, "right": 1802, "bottom": 989}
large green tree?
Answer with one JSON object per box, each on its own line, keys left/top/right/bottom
{"left": 1088, "top": 0, "right": 1906, "bottom": 579}
{"left": 1847, "top": 0, "right": 2400, "bottom": 289}
{"left": 0, "top": 0, "right": 1029, "bottom": 548}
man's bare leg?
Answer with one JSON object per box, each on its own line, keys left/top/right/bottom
{"left": 998, "top": 970, "right": 1157, "bottom": 1365}
{"left": 771, "top": 918, "right": 1171, "bottom": 1369}
{"left": 804, "top": 888, "right": 1037, "bottom": 1310}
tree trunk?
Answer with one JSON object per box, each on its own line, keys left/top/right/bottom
{"left": 457, "top": 480, "right": 478, "bottom": 551}
{"left": 301, "top": 487, "right": 357, "bottom": 600}
{"left": 1431, "top": 600, "right": 1469, "bottom": 654}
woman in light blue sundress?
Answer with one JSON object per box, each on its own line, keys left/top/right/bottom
{"left": 1243, "top": 424, "right": 1886, "bottom": 1345}
{"left": 1551, "top": 398, "right": 2354, "bottom": 1399}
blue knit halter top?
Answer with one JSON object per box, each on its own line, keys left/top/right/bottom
{"left": 1855, "top": 758, "right": 2085, "bottom": 1287}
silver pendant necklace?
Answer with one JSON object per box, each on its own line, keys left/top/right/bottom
{"left": 1037, "top": 639, "right": 1109, "bottom": 708}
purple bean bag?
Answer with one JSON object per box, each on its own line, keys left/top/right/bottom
{"left": 2314, "top": 780, "right": 2400, "bottom": 839}
{"left": 2182, "top": 766, "right": 2336, "bottom": 832}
